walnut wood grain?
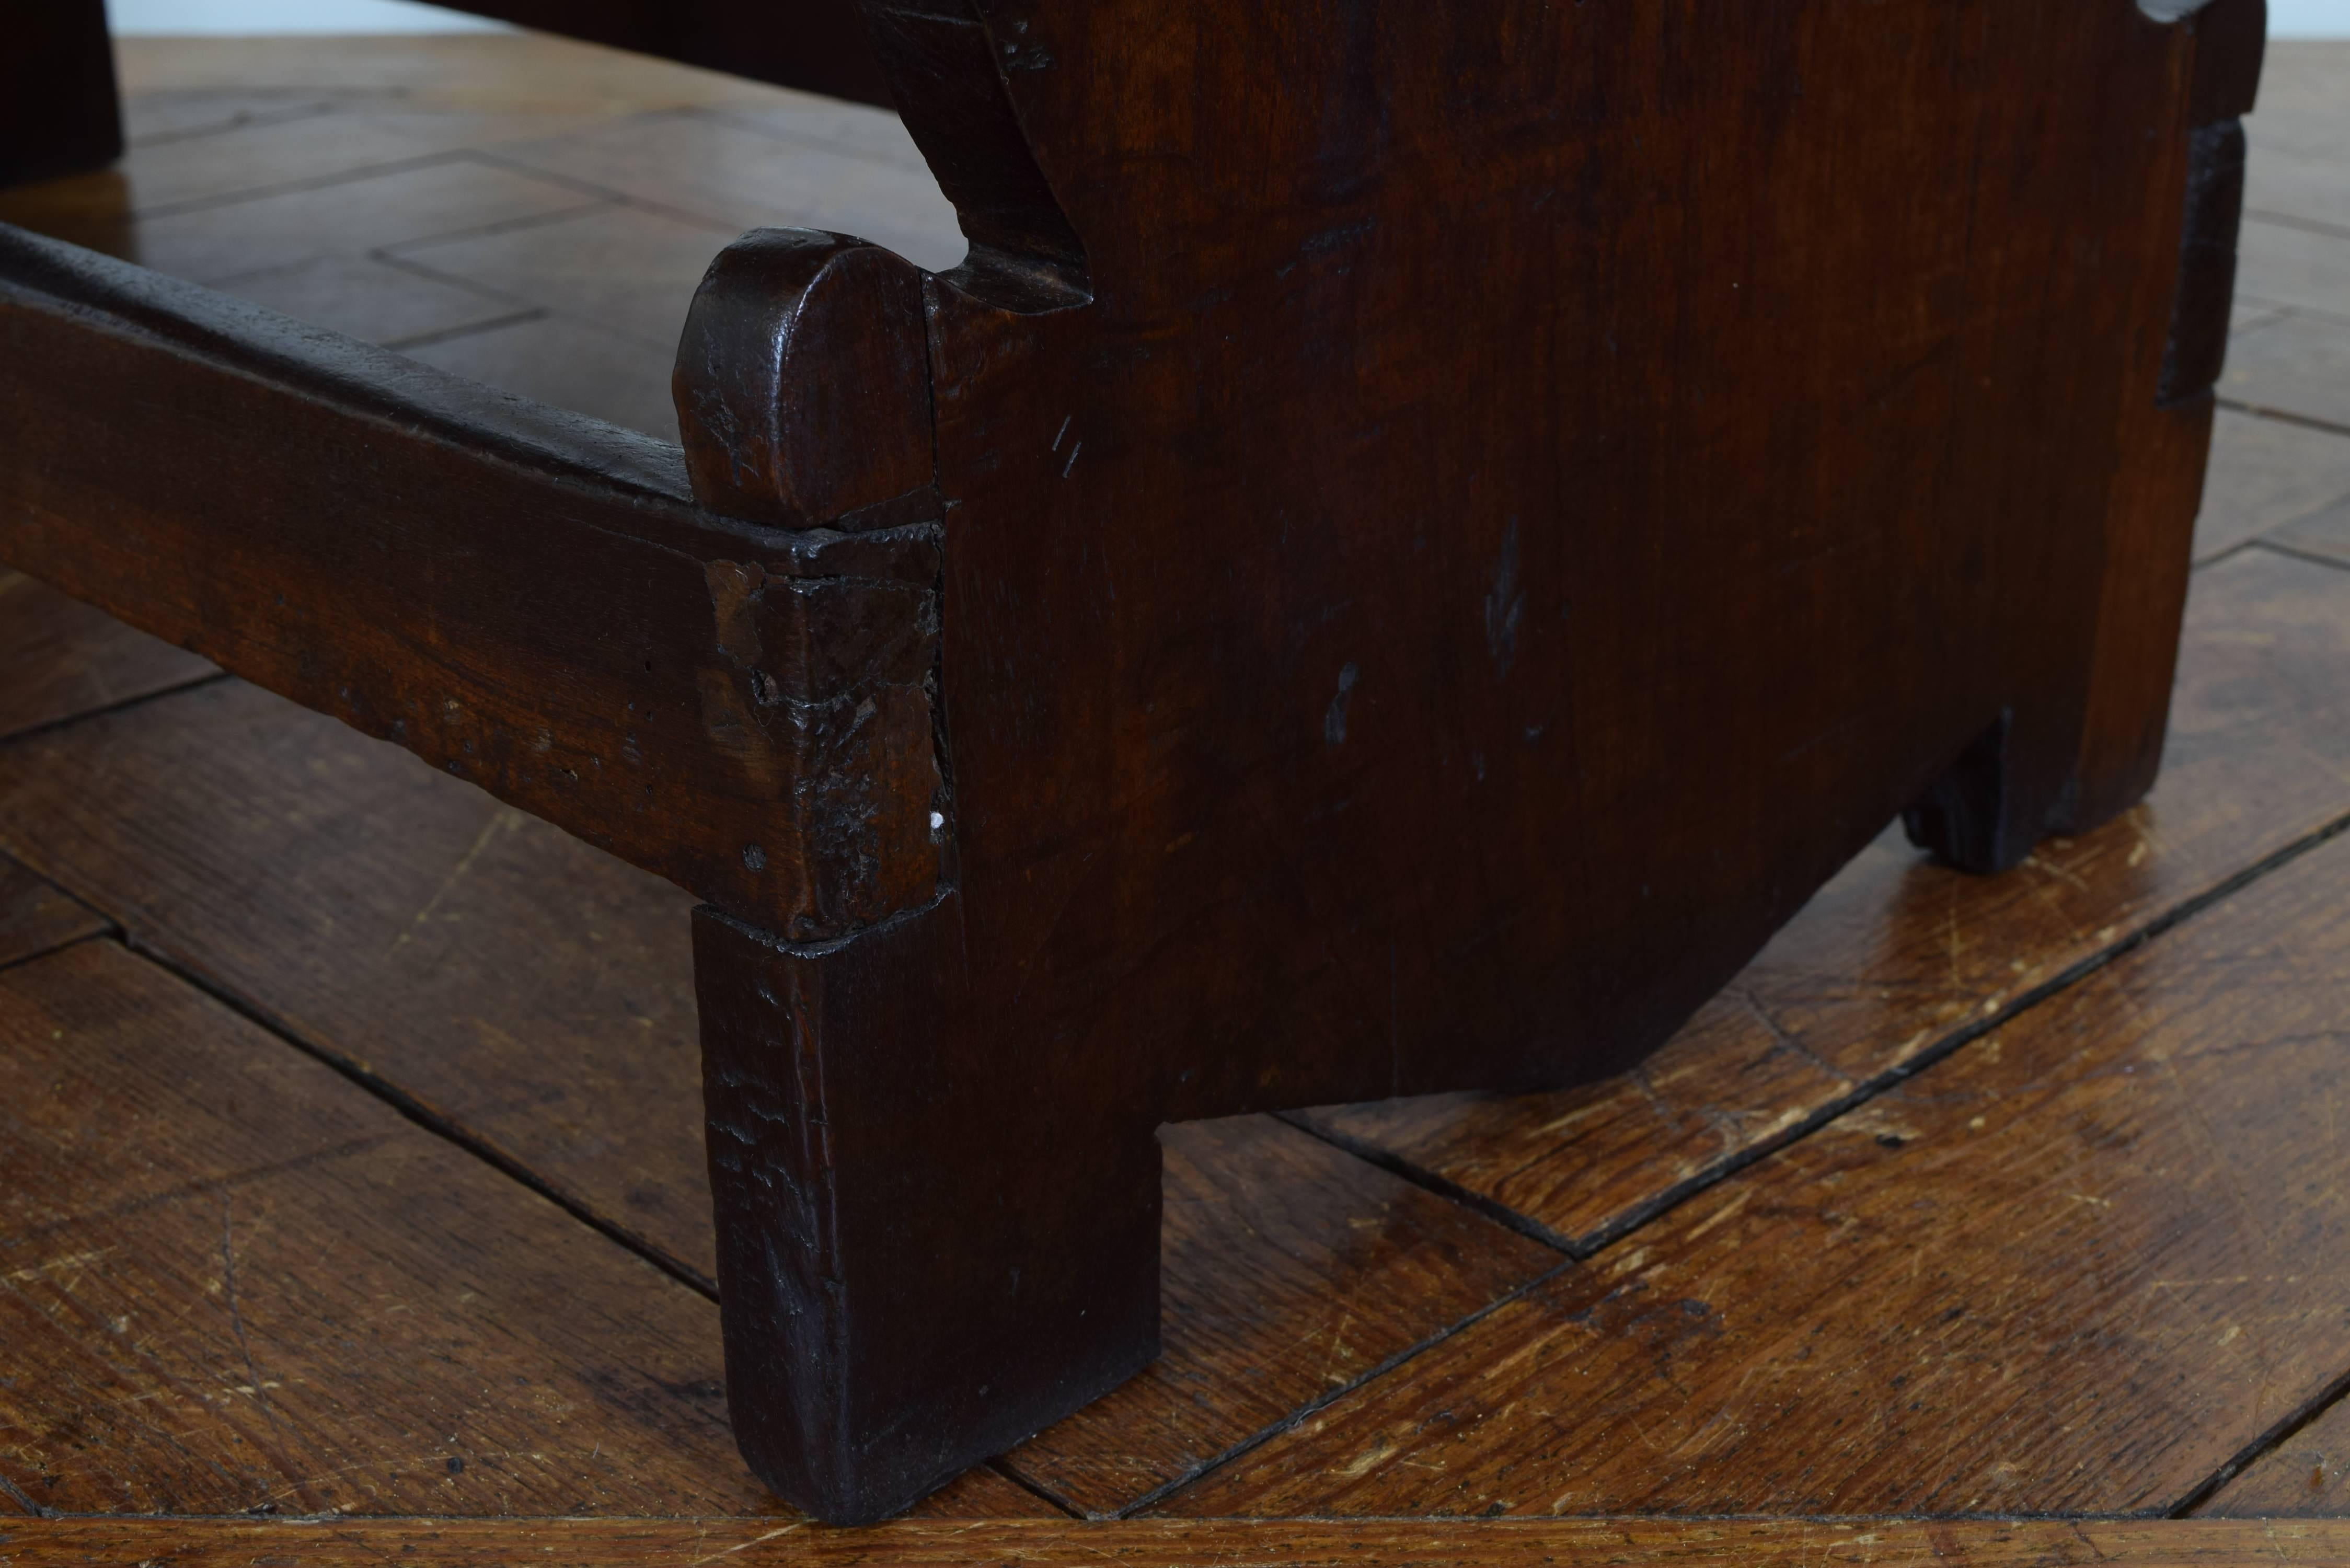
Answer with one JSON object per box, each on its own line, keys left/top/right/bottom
{"left": 1300, "top": 547, "right": 2350, "bottom": 1253}
{"left": 1003, "top": 1117, "right": 1559, "bottom": 1517}
{"left": 694, "top": 906, "right": 1162, "bottom": 1520}
{"left": 0, "top": 679, "right": 1557, "bottom": 1516}
{"left": 0, "top": 571, "right": 215, "bottom": 744}
{"left": 0, "top": 227, "right": 943, "bottom": 942}
{"left": 2, "top": 1516, "right": 2347, "bottom": 1565}
{"left": 11, "top": 552, "right": 2339, "bottom": 1519}
{"left": 0, "top": 938, "right": 1039, "bottom": 1519}
{"left": 1166, "top": 827, "right": 2350, "bottom": 1517}
{"left": 0, "top": 856, "right": 103, "bottom": 972}
{"left": 0, "top": 683, "right": 714, "bottom": 1282}
{"left": 1, "top": 0, "right": 2268, "bottom": 1521}
{"left": 664, "top": 0, "right": 2240, "bottom": 1514}
{"left": 2071, "top": 0, "right": 2261, "bottom": 827}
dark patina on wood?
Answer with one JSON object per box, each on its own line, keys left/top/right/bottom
{"left": 0, "top": 0, "right": 2263, "bottom": 1527}
{"left": 443, "top": 0, "right": 899, "bottom": 109}
{"left": 0, "top": 0, "right": 119, "bottom": 189}
{"left": 0, "top": 228, "right": 947, "bottom": 943}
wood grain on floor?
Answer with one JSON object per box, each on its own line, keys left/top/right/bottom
{"left": 1, "top": 30, "right": 2348, "bottom": 1554}
{"left": 2203, "top": 1392, "right": 2350, "bottom": 1519}
{"left": 0, "top": 857, "right": 103, "bottom": 972}
{"left": 0, "top": 570, "right": 213, "bottom": 744}
{"left": 1297, "top": 549, "right": 2350, "bottom": 1256}
{"left": 0, "top": 35, "right": 963, "bottom": 441}
{"left": 0, "top": 670, "right": 1570, "bottom": 1518}
{"left": 1169, "top": 824, "right": 2350, "bottom": 1516}
{"left": 6, "top": 1517, "right": 2350, "bottom": 1566}
{"left": 0, "top": 938, "right": 1038, "bottom": 1520}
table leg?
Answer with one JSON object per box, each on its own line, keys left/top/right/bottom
{"left": 1, "top": 0, "right": 121, "bottom": 189}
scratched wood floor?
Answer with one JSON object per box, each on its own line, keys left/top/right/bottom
{"left": 4, "top": 28, "right": 2350, "bottom": 1566}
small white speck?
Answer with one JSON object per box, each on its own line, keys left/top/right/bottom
{"left": 929, "top": 811, "right": 946, "bottom": 832}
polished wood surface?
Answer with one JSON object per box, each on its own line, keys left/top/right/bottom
{"left": 3, "top": 0, "right": 2259, "bottom": 1520}
{"left": 1, "top": 28, "right": 2347, "bottom": 1555}
{"left": 7, "top": 1516, "right": 2350, "bottom": 1566}
{"left": 0, "top": 937, "right": 1033, "bottom": 1520}
{"left": 1176, "top": 821, "right": 2350, "bottom": 1516}
{"left": 2208, "top": 1393, "right": 2350, "bottom": 1518}
{"left": 1298, "top": 546, "right": 2350, "bottom": 1253}
{"left": 689, "top": 0, "right": 2251, "bottom": 1517}
{"left": 0, "top": 675, "right": 1560, "bottom": 1515}
{"left": 0, "top": 228, "right": 947, "bottom": 943}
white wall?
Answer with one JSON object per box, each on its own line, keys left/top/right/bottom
{"left": 109, "top": 1, "right": 512, "bottom": 33}
{"left": 2272, "top": 0, "right": 2350, "bottom": 33}
{"left": 106, "top": 0, "right": 2350, "bottom": 36}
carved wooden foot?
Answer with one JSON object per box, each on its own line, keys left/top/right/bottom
{"left": 1904, "top": 714, "right": 2030, "bottom": 874}
{"left": 1909, "top": 0, "right": 2260, "bottom": 868}
{"left": 693, "top": 904, "right": 1162, "bottom": 1524}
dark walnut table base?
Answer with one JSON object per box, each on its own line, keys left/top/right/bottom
{"left": 0, "top": 0, "right": 2277, "bottom": 1527}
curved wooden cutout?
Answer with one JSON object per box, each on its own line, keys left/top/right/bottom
{"left": 0, "top": 0, "right": 2262, "bottom": 1527}
{"left": 678, "top": 0, "right": 2258, "bottom": 1522}
{"left": 858, "top": 0, "right": 1090, "bottom": 307}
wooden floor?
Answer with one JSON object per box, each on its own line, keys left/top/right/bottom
{"left": 4, "top": 30, "right": 2350, "bottom": 1566}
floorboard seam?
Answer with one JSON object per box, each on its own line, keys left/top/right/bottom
{"left": 1, "top": 1505, "right": 2207, "bottom": 1525}
{"left": 367, "top": 180, "right": 630, "bottom": 268}
{"left": 377, "top": 307, "right": 550, "bottom": 353}
{"left": 1109, "top": 1259, "right": 1577, "bottom": 1519}
{"left": 2172, "top": 1362, "right": 2350, "bottom": 1516}
{"left": 1247, "top": 803, "right": 2350, "bottom": 1505}
{"left": 124, "top": 150, "right": 477, "bottom": 224}
{"left": 2244, "top": 207, "right": 2350, "bottom": 244}
{"left": 0, "top": 928, "right": 114, "bottom": 980}
{"left": 1345, "top": 799, "right": 2350, "bottom": 1253}
{"left": 2187, "top": 533, "right": 2333, "bottom": 574}
{"left": 2247, "top": 537, "right": 2350, "bottom": 575}
{"left": 365, "top": 244, "right": 682, "bottom": 357}
{"left": 126, "top": 100, "right": 345, "bottom": 154}
{"left": 458, "top": 147, "right": 757, "bottom": 246}
{"left": 103, "top": 931, "right": 722, "bottom": 1304}
{"left": 2194, "top": 538, "right": 2267, "bottom": 571}
{"left": 0, "top": 671, "right": 232, "bottom": 752}
{"left": 2217, "top": 396, "right": 2350, "bottom": 444}
{"left": 1274, "top": 1111, "right": 1584, "bottom": 1257}
{"left": 986, "top": 1459, "right": 1085, "bottom": 1520}
{"left": 0, "top": 1472, "right": 52, "bottom": 1518}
